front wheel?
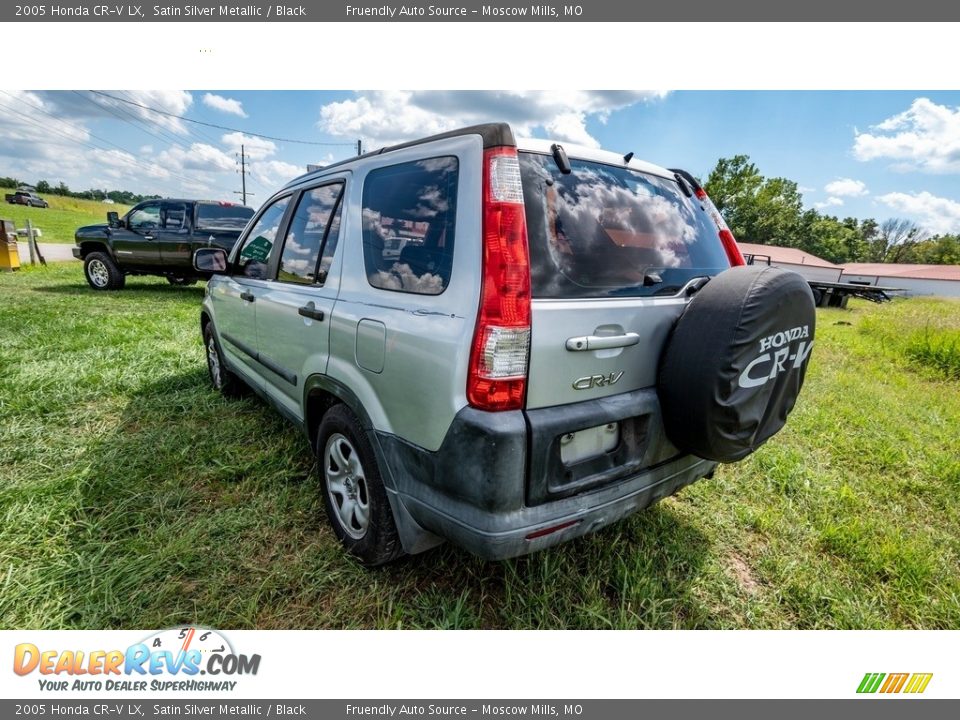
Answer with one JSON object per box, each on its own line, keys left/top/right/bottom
{"left": 167, "top": 276, "right": 198, "bottom": 286}
{"left": 203, "top": 323, "right": 244, "bottom": 397}
{"left": 83, "top": 252, "right": 125, "bottom": 290}
{"left": 317, "top": 405, "right": 403, "bottom": 566}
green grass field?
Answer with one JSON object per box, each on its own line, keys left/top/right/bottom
{"left": 1, "top": 263, "right": 958, "bottom": 629}
{"left": 2, "top": 195, "right": 131, "bottom": 244}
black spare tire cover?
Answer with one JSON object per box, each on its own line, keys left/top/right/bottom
{"left": 658, "top": 265, "right": 816, "bottom": 462}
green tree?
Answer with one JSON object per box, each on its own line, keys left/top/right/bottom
{"left": 866, "top": 218, "right": 928, "bottom": 263}
{"left": 35, "top": 180, "right": 51, "bottom": 193}
{"left": 704, "top": 155, "right": 803, "bottom": 246}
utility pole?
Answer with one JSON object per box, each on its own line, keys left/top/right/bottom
{"left": 357, "top": 139, "right": 362, "bottom": 156}
{"left": 234, "top": 144, "right": 253, "bottom": 205}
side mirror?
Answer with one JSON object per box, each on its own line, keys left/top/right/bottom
{"left": 194, "top": 247, "right": 228, "bottom": 274}
{"left": 107, "top": 211, "right": 121, "bottom": 229}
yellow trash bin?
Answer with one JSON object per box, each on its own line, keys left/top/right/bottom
{"left": 0, "top": 219, "right": 21, "bottom": 271}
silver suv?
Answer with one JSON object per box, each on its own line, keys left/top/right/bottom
{"left": 195, "top": 123, "right": 815, "bottom": 565}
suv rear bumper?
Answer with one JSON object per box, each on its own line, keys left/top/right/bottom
{"left": 376, "top": 392, "right": 716, "bottom": 560}
{"left": 397, "top": 453, "right": 713, "bottom": 559}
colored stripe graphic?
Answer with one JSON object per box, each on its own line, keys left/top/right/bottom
{"left": 904, "top": 673, "right": 933, "bottom": 694}
{"left": 880, "top": 673, "right": 909, "bottom": 693}
{"left": 857, "top": 673, "right": 885, "bottom": 693}
{"left": 857, "top": 672, "right": 932, "bottom": 694}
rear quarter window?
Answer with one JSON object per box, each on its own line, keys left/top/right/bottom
{"left": 519, "top": 153, "right": 730, "bottom": 298}
{"left": 361, "top": 156, "right": 459, "bottom": 296}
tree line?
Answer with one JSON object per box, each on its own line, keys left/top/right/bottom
{"left": 704, "top": 155, "right": 959, "bottom": 265}
{"left": 0, "top": 176, "right": 159, "bottom": 205}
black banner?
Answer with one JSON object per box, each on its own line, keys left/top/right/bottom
{"left": 3, "top": 0, "right": 958, "bottom": 22}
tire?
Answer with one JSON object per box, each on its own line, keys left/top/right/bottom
{"left": 811, "top": 287, "right": 824, "bottom": 307}
{"left": 658, "top": 265, "right": 816, "bottom": 463}
{"left": 317, "top": 404, "right": 403, "bottom": 566}
{"left": 83, "top": 251, "right": 126, "bottom": 290}
{"left": 203, "top": 323, "right": 245, "bottom": 398}
{"left": 167, "top": 276, "right": 198, "bottom": 286}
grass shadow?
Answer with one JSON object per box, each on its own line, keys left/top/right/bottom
{"left": 57, "top": 366, "right": 714, "bottom": 630}
{"left": 33, "top": 282, "right": 206, "bottom": 299}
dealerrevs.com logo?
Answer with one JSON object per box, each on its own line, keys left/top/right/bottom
{"left": 13, "top": 627, "right": 261, "bottom": 692}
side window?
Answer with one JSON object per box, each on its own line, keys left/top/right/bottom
{"left": 161, "top": 203, "right": 188, "bottom": 232}
{"left": 235, "top": 196, "right": 290, "bottom": 280}
{"left": 128, "top": 203, "right": 161, "bottom": 231}
{"left": 277, "top": 182, "right": 344, "bottom": 285}
{"left": 318, "top": 194, "right": 343, "bottom": 281}
{"left": 361, "top": 156, "right": 458, "bottom": 295}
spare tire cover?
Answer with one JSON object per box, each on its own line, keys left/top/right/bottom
{"left": 658, "top": 265, "right": 816, "bottom": 462}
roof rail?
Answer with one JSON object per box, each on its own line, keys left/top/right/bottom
{"left": 285, "top": 122, "right": 516, "bottom": 189}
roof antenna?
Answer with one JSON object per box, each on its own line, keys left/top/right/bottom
{"left": 551, "top": 143, "right": 572, "bottom": 174}
{"left": 623, "top": 151, "right": 634, "bottom": 164}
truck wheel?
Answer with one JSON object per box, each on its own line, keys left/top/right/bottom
{"left": 317, "top": 404, "right": 403, "bottom": 567}
{"left": 167, "top": 276, "right": 198, "bottom": 286}
{"left": 658, "top": 266, "right": 816, "bottom": 462}
{"left": 84, "top": 252, "right": 125, "bottom": 290}
{"left": 203, "top": 323, "right": 244, "bottom": 398}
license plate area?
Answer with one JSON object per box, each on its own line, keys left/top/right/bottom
{"left": 560, "top": 423, "right": 620, "bottom": 465}
{"left": 524, "top": 388, "right": 679, "bottom": 505}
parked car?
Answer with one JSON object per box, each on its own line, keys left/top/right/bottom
{"left": 195, "top": 123, "right": 816, "bottom": 565}
{"left": 73, "top": 199, "right": 255, "bottom": 289}
{"left": 5, "top": 190, "right": 49, "bottom": 207}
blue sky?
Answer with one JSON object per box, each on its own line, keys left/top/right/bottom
{"left": 2, "top": 90, "right": 959, "bottom": 234}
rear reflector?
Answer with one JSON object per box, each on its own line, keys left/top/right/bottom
{"left": 525, "top": 520, "right": 581, "bottom": 541}
{"left": 468, "top": 146, "right": 532, "bottom": 412}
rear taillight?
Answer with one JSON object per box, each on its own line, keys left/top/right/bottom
{"left": 718, "top": 228, "right": 746, "bottom": 267}
{"left": 467, "top": 146, "right": 532, "bottom": 412}
{"left": 699, "top": 190, "right": 745, "bottom": 267}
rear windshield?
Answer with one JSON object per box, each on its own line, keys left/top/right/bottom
{"left": 519, "top": 152, "right": 730, "bottom": 298}
{"left": 196, "top": 203, "right": 255, "bottom": 230}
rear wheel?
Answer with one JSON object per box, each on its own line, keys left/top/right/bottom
{"left": 167, "top": 276, "right": 198, "bottom": 286}
{"left": 83, "top": 251, "right": 125, "bottom": 290}
{"left": 317, "top": 404, "right": 403, "bottom": 566}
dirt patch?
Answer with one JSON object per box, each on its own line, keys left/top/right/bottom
{"left": 728, "top": 552, "right": 761, "bottom": 596}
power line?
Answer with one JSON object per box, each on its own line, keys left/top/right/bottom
{"left": 0, "top": 92, "right": 202, "bottom": 188}
{"left": 89, "top": 90, "right": 358, "bottom": 148}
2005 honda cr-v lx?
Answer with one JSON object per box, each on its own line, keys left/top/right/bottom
{"left": 195, "top": 123, "right": 815, "bottom": 565}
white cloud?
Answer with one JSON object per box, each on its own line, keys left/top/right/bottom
{"left": 251, "top": 159, "right": 304, "bottom": 188}
{"left": 156, "top": 143, "right": 235, "bottom": 173}
{"left": 798, "top": 185, "right": 816, "bottom": 193}
{"left": 815, "top": 196, "right": 844, "bottom": 209}
{"left": 876, "top": 191, "right": 960, "bottom": 235}
{"left": 202, "top": 93, "right": 247, "bottom": 118}
{"left": 853, "top": 98, "right": 960, "bottom": 173}
{"left": 220, "top": 132, "right": 277, "bottom": 160}
{"left": 318, "top": 90, "right": 667, "bottom": 149}
{"left": 824, "top": 178, "right": 868, "bottom": 197}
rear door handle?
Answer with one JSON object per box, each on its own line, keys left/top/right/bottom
{"left": 240, "top": 290, "right": 255, "bottom": 303}
{"left": 566, "top": 333, "right": 640, "bottom": 351}
{"left": 298, "top": 302, "right": 325, "bottom": 321}
{"left": 144, "top": 235, "right": 155, "bottom": 241}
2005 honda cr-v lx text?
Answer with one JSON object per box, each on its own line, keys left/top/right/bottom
{"left": 194, "top": 123, "right": 816, "bottom": 566}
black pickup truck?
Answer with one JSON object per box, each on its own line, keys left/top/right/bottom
{"left": 73, "top": 198, "right": 254, "bottom": 290}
